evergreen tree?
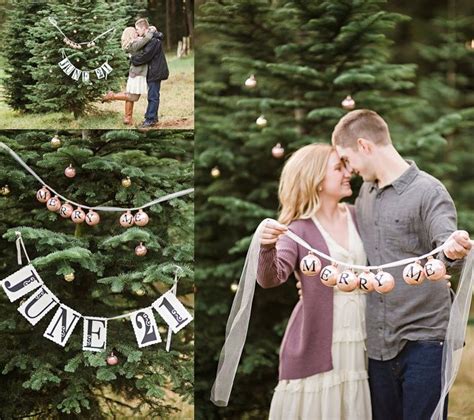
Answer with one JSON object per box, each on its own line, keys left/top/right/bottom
{"left": 0, "top": 130, "right": 194, "bottom": 418}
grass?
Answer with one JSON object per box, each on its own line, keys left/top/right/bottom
{"left": 0, "top": 53, "right": 194, "bottom": 129}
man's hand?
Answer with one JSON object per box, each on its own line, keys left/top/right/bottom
{"left": 443, "top": 230, "right": 472, "bottom": 260}
{"left": 260, "top": 220, "right": 287, "bottom": 248}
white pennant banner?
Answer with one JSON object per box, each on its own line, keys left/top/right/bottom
{"left": 17, "top": 285, "right": 58, "bottom": 326}
{"left": 1, "top": 265, "right": 43, "bottom": 302}
{"left": 57, "top": 56, "right": 113, "bottom": 83}
{"left": 152, "top": 290, "right": 193, "bottom": 334}
{"left": 130, "top": 308, "right": 162, "bottom": 348}
{"left": 83, "top": 317, "right": 107, "bottom": 352}
{"left": 43, "top": 304, "right": 82, "bottom": 347}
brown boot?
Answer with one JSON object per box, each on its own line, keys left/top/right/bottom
{"left": 124, "top": 101, "right": 134, "bottom": 125}
{"left": 101, "top": 91, "right": 130, "bottom": 103}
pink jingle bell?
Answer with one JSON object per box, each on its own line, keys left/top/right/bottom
{"left": 300, "top": 252, "right": 322, "bottom": 276}
{"left": 36, "top": 186, "right": 51, "bottom": 203}
{"left": 106, "top": 352, "right": 119, "bottom": 366}
{"left": 341, "top": 95, "right": 355, "bottom": 110}
{"left": 85, "top": 210, "right": 100, "bottom": 226}
{"left": 373, "top": 270, "right": 395, "bottom": 294}
{"left": 403, "top": 261, "right": 425, "bottom": 285}
{"left": 71, "top": 207, "right": 86, "bottom": 224}
{"left": 424, "top": 256, "right": 446, "bottom": 281}
{"left": 336, "top": 269, "right": 358, "bottom": 292}
{"left": 59, "top": 203, "right": 74, "bottom": 218}
{"left": 120, "top": 211, "right": 134, "bottom": 227}
{"left": 319, "top": 263, "right": 339, "bottom": 287}
{"left": 272, "top": 143, "right": 285, "bottom": 159}
{"left": 358, "top": 270, "right": 376, "bottom": 292}
{"left": 134, "top": 209, "right": 149, "bottom": 227}
{"left": 135, "top": 242, "right": 148, "bottom": 257}
{"left": 46, "top": 196, "right": 62, "bottom": 212}
{"left": 64, "top": 164, "right": 76, "bottom": 178}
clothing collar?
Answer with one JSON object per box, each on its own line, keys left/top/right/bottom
{"left": 368, "top": 160, "right": 419, "bottom": 194}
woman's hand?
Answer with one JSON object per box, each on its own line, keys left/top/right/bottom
{"left": 260, "top": 220, "right": 288, "bottom": 248}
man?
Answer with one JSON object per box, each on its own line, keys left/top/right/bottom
{"left": 131, "top": 18, "right": 169, "bottom": 128}
{"left": 331, "top": 109, "right": 471, "bottom": 419}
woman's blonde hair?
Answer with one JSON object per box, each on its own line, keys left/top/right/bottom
{"left": 121, "top": 27, "right": 137, "bottom": 50}
{"left": 278, "top": 143, "right": 334, "bottom": 225}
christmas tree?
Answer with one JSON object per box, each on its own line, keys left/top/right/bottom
{"left": 0, "top": 129, "right": 194, "bottom": 418}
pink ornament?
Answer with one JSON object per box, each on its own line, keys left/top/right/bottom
{"left": 46, "top": 196, "right": 62, "bottom": 212}
{"left": 135, "top": 242, "right": 148, "bottom": 256}
{"left": 373, "top": 270, "right": 395, "bottom": 294}
{"left": 319, "top": 264, "right": 339, "bottom": 287}
{"left": 36, "top": 186, "right": 51, "bottom": 203}
{"left": 358, "top": 270, "right": 376, "bottom": 292}
{"left": 299, "top": 252, "right": 322, "bottom": 276}
{"left": 85, "top": 210, "right": 100, "bottom": 226}
{"left": 59, "top": 203, "right": 74, "bottom": 218}
{"left": 403, "top": 261, "right": 425, "bottom": 285}
{"left": 134, "top": 209, "right": 149, "bottom": 227}
{"left": 120, "top": 211, "right": 134, "bottom": 227}
{"left": 272, "top": 143, "right": 285, "bottom": 159}
{"left": 336, "top": 270, "right": 358, "bottom": 292}
{"left": 341, "top": 95, "right": 355, "bottom": 110}
{"left": 424, "top": 256, "right": 446, "bottom": 281}
{"left": 106, "top": 352, "right": 119, "bottom": 366}
{"left": 64, "top": 164, "right": 76, "bottom": 178}
{"left": 71, "top": 207, "right": 86, "bottom": 224}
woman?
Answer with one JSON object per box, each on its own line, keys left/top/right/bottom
{"left": 257, "top": 143, "right": 371, "bottom": 419}
{"left": 102, "top": 26, "right": 155, "bottom": 125}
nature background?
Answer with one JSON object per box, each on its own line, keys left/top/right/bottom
{"left": 0, "top": 130, "right": 194, "bottom": 418}
{"left": 195, "top": 0, "right": 474, "bottom": 419}
{"left": 0, "top": 0, "right": 194, "bottom": 129}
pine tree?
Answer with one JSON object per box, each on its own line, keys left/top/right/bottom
{"left": 0, "top": 129, "right": 194, "bottom": 418}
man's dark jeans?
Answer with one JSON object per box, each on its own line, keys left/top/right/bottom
{"left": 369, "top": 340, "right": 448, "bottom": 420}
{"left": 144, "top": 81, "right": 161, "bottom": 124}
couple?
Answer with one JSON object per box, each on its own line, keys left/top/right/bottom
{"left": 103, "top": 18, "right": 169, "bottom": 128}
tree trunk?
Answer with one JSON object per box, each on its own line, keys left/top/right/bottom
{"left": 184, "top": 0, "right": 194, "bottom": 49}
{"left": 166, "top": 0, "right": 172, "bottom": 51}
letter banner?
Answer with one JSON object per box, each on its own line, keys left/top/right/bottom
{"left": 1, "top": 265, "right": 43, "bottom": 302}
{"left": 43, "top": 304, "right": 81, "bottom": 347}
{"left": 17, "top": 285, "right": 59, "bottom": 326}
{"left": 130, "top": 308, "right": 162, "bottom": 348}
{"left": 83, "top": 317, "right": 107, "bottom": 352}
{"left": 152, "top": 290, "right": 193, "bottom": 334}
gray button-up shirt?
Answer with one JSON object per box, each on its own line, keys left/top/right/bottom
{"left": 356, "top": 161, "right": 457, "bottom": 361}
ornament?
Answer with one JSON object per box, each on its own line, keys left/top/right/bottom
{"left": 403, "top": 261, "right": 425, "bottom": 285}
{"left": 272, "top": 143, "right": 285, "bottom": 159}
{"left": 230, "top": 282, "right": 239, "bottom": 293}
{"left": 336, "top": 269, "right": 358, "bottom": 292}
{"left": 64, "top": 273, "right": 75, "bottom": 282}
{"left": 71, "top": 207, "right": 86, "bottom": 224}
{"left": 244, "top": 74, "right": 257, "bottom": 88}
{"left": 64, "top": 164, "right": 76, "bottom": 178}
{"left": 36, "top": 186, "right": 51, "bottom": 203}
{"left": 135, "top": 242, "right": 148, "bottom": 257}
{"left": 51, "top": 135, "right": 61, "bottom": 148}
{"left": 211, "top": 166, "right": 220, "bottom": 178}
{"left": 256, "top": 115, "right": 267, "bottom": 127}
{"left": 121, "top": 177, "right": 132, "bottom": 188}
{"left": 358, "top": 270, "right": 376, "bottom": 292}
{"left": 1, "top": 185, "right": 10, "bottom": 196}
{"left": 373, "top": 270, "right": 395, "bottom": 294}
{"left": 59, "top": 203, "right": 74, "bottom": 218}
{"left": 120, "top": 211, "right": 134, "bottom": 227}
{"left": 341, "top": 95, "right": 355, "bottom": 110}
{"left": 424, "top": 256, "right": 446, "bottom": 281}
{"left": 299, "top": 252, "right": 322, "bottom": 276}
{"left": 106, "top": 352, "right": 118, "bottom": 366}
{"left": 134, "top": 209, "right": 149, "bottom": 227}
{"left": 136, "top": 289, "right": 145, "bottom": 296}
{"left": 319, "top": 263, "right": 338, "bottom": 287}
{"left": 85, "top": 210, "right": 100, "bottom": 226}
{"left": 46, "top": 196, "right": 62, "bottom": 212}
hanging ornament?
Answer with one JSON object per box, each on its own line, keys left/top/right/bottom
{"left": 230, "top": 282, "right": 239, "bottom": 293}
{"left": 373, "top": 270, "right": 395, "bottom": 294}
{"left": 336, "top": 269, "right": 358, "bottom": 292}
{"left": 64, "top": 164, "right": 76, "bottom": 178}
{"left": 51, "top": 135, "right": 61, "bottom": 148}
{"left": 319, "top": 263, "right": 339, "bottom": 287}
{"left": 135, "top": 242, "right": 148, "bottom": 257}
{"left": 1, "top": 185, "right": 10, "bottom": 196}
{"left": 341, "top": 95, "right": 355, "bottom": 110}
{"left": 71, "top": 207, "right": 86, "bottom": 224}
{"left": 121, "top": 177, "right": 132, "bottom": 188}
{"left": 403, "top": 261, "right": 425, "bottom": 285}
{"left": 120, "top": 211, "right": 134, "bottom": 227}
{"left": 134, "top": 209, "right": 149, "bottom": 227}
{"left": 424, "top": 256, "right": 446, "bottom": 281}
{"left": 272, "top": 143, "right": 285, "bottom": 159}
{"left": 46, "top": 196, "right": 62, "bottom": 212}
{"left": 106, "top": 352, "right": 119, "bottom": 366}
{"left": 244, "top": 74, "right": 257, "bottom": 88}
{"left": 36, "top": 186, "right": 51, "bottom": 203}
{"left": 64, "top": 273, "right": 75, "bottom": 282}
{"left": 211, "top": 166, "right": 221, "bottom": 178}
{"left": 85, "top": 210, "right": 100, "bottom": 226}
{"left": 256, "top": 115, "right": 267, "bottom": 127}
{"left": 299, "top": 252, "right": 322, "bottom": 276}
{"left": 59, "top": 203, "right": 74, "bottom": 218}
{"left": 135, "top": 289, "right": 145, "bottom": 296}
{"left": 358, "top": 270, "right": 376, "bottom": 292}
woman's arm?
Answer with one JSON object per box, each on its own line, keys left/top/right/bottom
{"left": 125, "top": 30, "right": 154, "bottom": 54}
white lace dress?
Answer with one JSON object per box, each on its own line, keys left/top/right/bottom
{"left": 269, "top": 207, "right": 372, "bottom": 420}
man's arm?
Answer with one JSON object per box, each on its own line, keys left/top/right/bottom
{"left": 126, "top": 30, "right": 154, "bottom": 54}
{"left": 131, "top": 37, "right": 160, "bottom": 66}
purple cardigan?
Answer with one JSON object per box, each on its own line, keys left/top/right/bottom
{"left": 257, "top": 206, "right": 359, "bottom": 380}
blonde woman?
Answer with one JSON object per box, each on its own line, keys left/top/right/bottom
{"left": 257, "top": 144, "right": 371, "bottom": 419}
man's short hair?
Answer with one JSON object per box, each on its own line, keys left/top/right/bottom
{"left": 135, "top": 18, "right": 150, "bottom": 29}
{"left": 332, "top": 109, "right": 392, "bottom": 149}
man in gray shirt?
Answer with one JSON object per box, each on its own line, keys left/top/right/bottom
{"left": 332, "top": 109, "right": 471, "bottom": 420}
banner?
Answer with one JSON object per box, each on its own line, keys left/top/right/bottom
{"left": 57, "top": 56, "right": 113, "bottom": 83}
